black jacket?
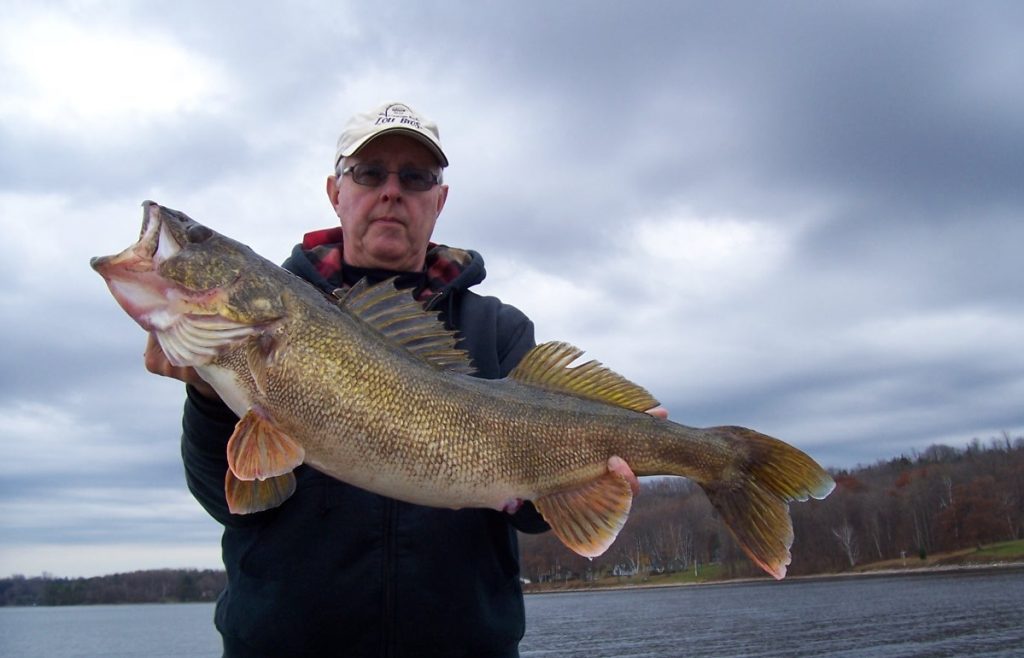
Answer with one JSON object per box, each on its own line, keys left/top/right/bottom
{"left": 181, "top": 236, "right": 548, "bottom": 657}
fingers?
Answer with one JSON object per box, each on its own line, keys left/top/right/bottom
{"left": 609, "top": 409, "right": 662, "bottom": 497}
{"left": 143, "top": 333, "right": 219, "bottom": 400}
{"left": 606, "top": 409, "right": 662, "bottom": 497}
{"left": 607, "top": 455, "right": 641, "bottom": 497}
{"left": 645, "top": 406, "right": 669, "bottom": 420}
{"left": 143, "top": 333, "right": 170, "bottom": 376}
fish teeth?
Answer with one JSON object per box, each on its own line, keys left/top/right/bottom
{"left": 133, "top": 203, "right": 163, "bottom": 260}
{"left": 155, "top": 220, "right": 182, "bottom": 265}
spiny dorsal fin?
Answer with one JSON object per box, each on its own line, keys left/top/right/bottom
{"left": 509, "top": 341, "right": 659, "bottom": 411}
{"left": 333, "top": 278, "right": 475, "bottom": 374}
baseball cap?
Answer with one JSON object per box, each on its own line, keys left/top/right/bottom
{"left": 334, "top": 101, "right": 448, "bottom": 168}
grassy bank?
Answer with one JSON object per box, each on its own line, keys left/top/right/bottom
{"left": 523, "top": 563, "right": 746, "bottom": 593}
{"left": 851, "top": 538, "right": 1024, "bottom": 573}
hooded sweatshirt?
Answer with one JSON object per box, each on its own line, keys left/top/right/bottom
{"left": 181, "top": 228, "right": 548, "bottom": 657}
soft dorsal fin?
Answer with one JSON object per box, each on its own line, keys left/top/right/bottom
{"left": 333, "top": 278, "right": 475, "bottom": 374}
{"left": 509, "top": 341, "right": 659, "bottom": 411}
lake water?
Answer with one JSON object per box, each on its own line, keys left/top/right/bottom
{"left": 520, "top": 567, "right": 1024, "bottom": 657}
{"left": 1, "top": 567, "right": 1021, "bottom": 657}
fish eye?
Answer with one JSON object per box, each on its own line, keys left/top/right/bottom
{"left": 187, "top": 224, "right": 214, "bottom": 244}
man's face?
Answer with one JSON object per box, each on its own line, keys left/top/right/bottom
{"left": 326, "top": 133, "right": 448, "bottom": 272}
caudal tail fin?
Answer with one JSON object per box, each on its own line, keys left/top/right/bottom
{"left": 699, "top": 426, "right": 835, "bottom": 580}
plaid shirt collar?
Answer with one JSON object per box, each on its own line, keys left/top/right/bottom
{"left": 300, "top": 226, "right": 474, "bottom": 301}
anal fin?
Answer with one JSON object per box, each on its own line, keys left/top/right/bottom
{"left": 225, "top": 469, "right": 296, "bottom": 514}
{"left": 226, "top": 409, "right": 305, "bottom": 481}
{"left": 535, "top": 469, "right": 634, "bottom": 558}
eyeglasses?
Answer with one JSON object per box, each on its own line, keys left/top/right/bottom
{"left": 340, "top": 163, "right": 440, "bottom": 192}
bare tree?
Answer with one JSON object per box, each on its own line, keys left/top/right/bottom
{"left": 832, "top": 520, "right": 859, "bottom": 567}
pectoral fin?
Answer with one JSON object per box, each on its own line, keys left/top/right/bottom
{"left": 535, "top": 470, "right": 634, "bottom": 558}
{"left": 226, "top": 409, "right": 305, "bottom": 481}
{"left": 225, "top": 469, "right": 296, "bottom": 514}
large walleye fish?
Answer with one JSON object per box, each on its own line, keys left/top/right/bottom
{"left": 92, "top": 202, "right": 834, "bottom": 579}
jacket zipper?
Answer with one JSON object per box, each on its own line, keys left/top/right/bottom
{"left": 381, "top": 497, "right": 398, "bottom": 657}
{"left": 381, "top": 290, "right": 447, "bottom": 656}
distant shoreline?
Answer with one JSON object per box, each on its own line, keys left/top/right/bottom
{"left": 5, "top": 561, "right": 1023, "bottom": 606}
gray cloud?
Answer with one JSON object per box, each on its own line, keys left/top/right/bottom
{"left": 1, "top": 0, "right": 1021, "bottom": 577}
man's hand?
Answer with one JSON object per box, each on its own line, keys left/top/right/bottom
{"left": 645, "top": 406, "right": 669, "bottom": 420}
{"left": 607, "top": 456, "right": 640, "bottom": 497}
{"left": 607, "top": 407, "right": 667, "bottom": 496}
{"left": 144, "top": 333, "right": 219, "bottom": 400}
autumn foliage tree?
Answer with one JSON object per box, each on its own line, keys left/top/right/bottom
{"left": 519, "top": 434, "right": 1024, "bottom": 582}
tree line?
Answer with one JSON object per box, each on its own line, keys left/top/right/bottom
{"left": 518, "top": 433, "right": 1024, "bottom": 583}
{"left": 0, "top": 569, "right": 225, "bottom": 607}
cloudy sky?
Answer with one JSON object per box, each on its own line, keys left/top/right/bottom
{"left": 1, "top": 0, "right": 1021, "bottom": 578}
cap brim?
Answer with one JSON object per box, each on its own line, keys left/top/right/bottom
{"left": 339, "top": 127, "right": 448, "bottom": 168}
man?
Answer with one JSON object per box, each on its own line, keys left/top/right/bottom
{"left": 146, "top": 101, "right": 646, "bottom": 657}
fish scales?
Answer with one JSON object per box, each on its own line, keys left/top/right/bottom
{"left": 91, "top": 201, "right": 835, "bottom": 579}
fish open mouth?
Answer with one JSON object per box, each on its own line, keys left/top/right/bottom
{"left": 89, "top": 201, "right": 190, "bottom": 333}
{"left": 91, "top": 201, "right": 270, "bottom": 366}
{"left": 90, "top": 201, "right": 184, "bottom": 276}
